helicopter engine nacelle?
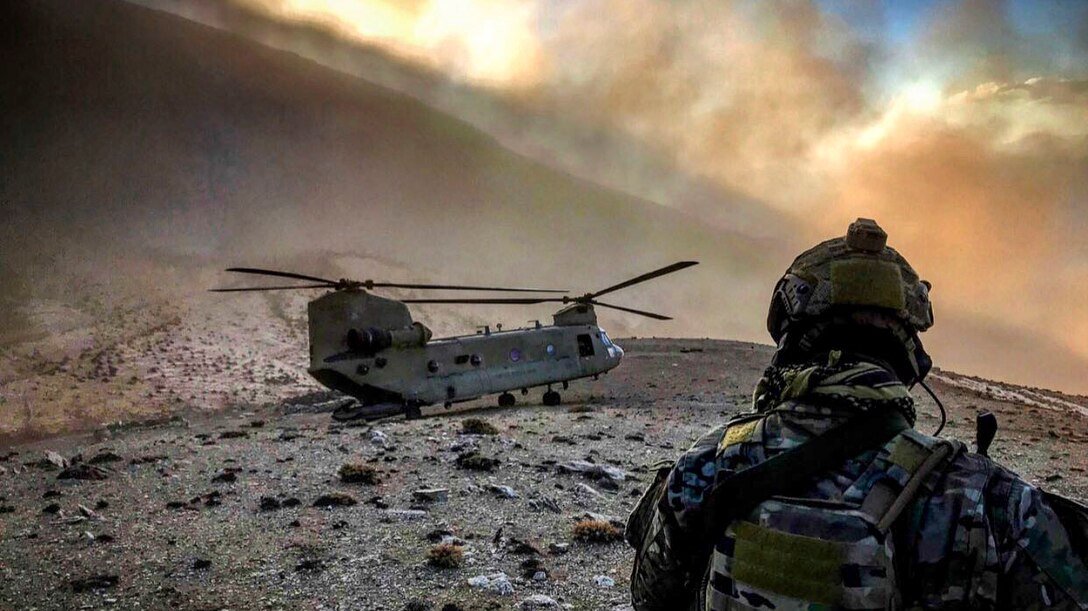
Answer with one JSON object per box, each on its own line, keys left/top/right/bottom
{"left": 308, "top": 290, "right": 415, "bottom": 363}
{"left": 346, "top": 322, "right": 432, "bottom": 355}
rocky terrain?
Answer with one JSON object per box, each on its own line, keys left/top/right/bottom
{"left": 1, "top": 338, "right": 1085, "bottom": 610}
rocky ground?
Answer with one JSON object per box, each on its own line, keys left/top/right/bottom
{"left": 0, "top": 338, "right": 1086, "bottom": 610}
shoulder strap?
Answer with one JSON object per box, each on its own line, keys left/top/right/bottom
{"left": 693, "top": 408, "right": 911, "bottom": 563}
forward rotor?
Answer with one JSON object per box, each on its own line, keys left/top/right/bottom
{"left": 403, "top": 261, "right": 698, "bottom": 320}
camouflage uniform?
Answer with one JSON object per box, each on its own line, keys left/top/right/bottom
{"left": 626, "top": 355, "right": 1088, "bottom": 610}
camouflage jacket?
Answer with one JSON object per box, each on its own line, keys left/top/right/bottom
{"left": 627, "top": 357, "right": 1088, "bottom": 610}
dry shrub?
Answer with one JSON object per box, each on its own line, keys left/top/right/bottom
{"left": 338, "top": 463, "right": 381, "bottom": 485}
{"left": 572, "top": 519, "right": 623, "bottom": 543}
{"left": 461, "top": 418, "right": 498, "bottom": 435}
{"left": 427, "top": 543, "right": 464, "bottom": 568}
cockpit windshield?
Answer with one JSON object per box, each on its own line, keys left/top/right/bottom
{"left": 599, "top": 329, "right": 614, "bottom": 347}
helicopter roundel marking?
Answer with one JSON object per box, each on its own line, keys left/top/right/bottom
{"left": 509, "top": 348, "right": 521, "bottom": 362}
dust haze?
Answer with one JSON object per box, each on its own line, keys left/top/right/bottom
{"left": 139, "top": 0, "right": 1088, "bottom": 392}
{"left": 1, "top": 0, "right": 1086, "bottom": 438}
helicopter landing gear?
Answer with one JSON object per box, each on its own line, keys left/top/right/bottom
{"left": 497, "top": 392, "right": 516, "bottom": 408}
{"left": 404, "top": 403, "right": 423, "bottom": 420}
{"left": 542, "top": 389, "right": 561, "bottom": 406}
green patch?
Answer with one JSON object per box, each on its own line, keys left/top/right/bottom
{"left": 830, "top": 259, "right": 904, "bottom": 310}
{"left": 732, "top": 521, "right": 844, "bottom": 605}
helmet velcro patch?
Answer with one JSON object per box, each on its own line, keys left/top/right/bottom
{"left": 830, "top": 259, "right": 905, "bottom": 311}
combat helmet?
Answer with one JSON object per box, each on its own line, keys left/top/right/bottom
{"left": 767, "top": 218, "right": 934, "bottom": 383}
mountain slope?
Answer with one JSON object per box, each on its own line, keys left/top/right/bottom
{"left": 0, "top": 0, "right": 782, "bottom": 436}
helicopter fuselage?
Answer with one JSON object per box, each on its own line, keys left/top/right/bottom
{"left": 305, "top": 290, "right": 623, "bottom": 416}
{"left": 310, "top": 322, "right": 622, "bottom": 408}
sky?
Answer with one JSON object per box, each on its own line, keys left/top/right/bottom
{"left": 132, "top": 0, "right": 1088, "bottom": 391}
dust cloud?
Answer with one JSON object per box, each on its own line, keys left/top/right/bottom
{"left": 3, "top": 0, "right": 1087, "bottom": 405}
{"left": 145, "top": 0, "right": 1088, "bottom": 393}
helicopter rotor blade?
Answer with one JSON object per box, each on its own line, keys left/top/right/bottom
{"left": 372, "top": 282, "right": 568, "bottom": 293}
{"left": 589, "top": 261, "right": 698, "bottom": 299}
{"left": 209, "top": 284, "right": 333, "bottom": 292}
{"left": 400, "top": 297, "right": 564, "bottom": 305}
{"left": 589, "top": 300, "right": 672, "bottom": 320}
{"left": 225, "top": 267, "right": 338, "bottom": 286}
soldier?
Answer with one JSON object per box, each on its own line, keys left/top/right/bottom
{"left": 626, "top": 219, "right": 1088, "bottom": 610}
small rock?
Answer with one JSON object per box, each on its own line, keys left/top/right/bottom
{"left": 44, "top": 450, "right": 68, "bottom": 470}
{"left": 413, "top": 488, "right": 450, "bottom": 503}
{"left": 88, "top": 451, "right": 123, "bottom": 465}
{"left": 42, "top": 503, "right": 61, "bottom": 515}
{"left": 57, "top": 464, "right": 109, "bottom": 481}
{"left": 528, "top": 497, "right": 561, "bottom": 513}
{"left": 467, "top": 572, "right": 514, "bottom": 596}
{"left": 259, "top": 496, "right": 282, "bottom": 512}
{"left": 70, "top": 574, "right": 119, "bottom": 592}
{"left": 594, "top": 575, "right": 616, "bottom": 588}
{"left": 519, "top": 594, "right": 558, "bottom": 609}
{"left": 383, "top": 509, "right": 428, "bottom": 520}
{"left": 488, "top": 485, "right": 518, "bottom": 499}
{"left": 211, "top": 471, "right": 237, "bottom": 483}
{"left": 192, "top": 558, "right": 212, "bottom": 570}
{"left": 295, "top": 558, "right": 324, "bottom": 572}
{"left": 281, "top": 497, "right": 301, "bottom": 508}
{"left": 219, "top": 430, "right": 249, "bottom": 439}
{"left": 370, "top": 430, "right": 390, "bottom": 446}
{"left": 77, "top": 504, "right": 99, "bottom": 519}
{"left": 548, "top": 542, "right": 569, "bottom": 555}
{"left": 455, "top": 451, "right": 500, "bottom": 472}
{"left": 506, "top": 537, "right": 543, "bottom": 556}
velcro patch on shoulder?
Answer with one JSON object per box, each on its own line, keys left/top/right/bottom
{"left": 718, "top": 419, "right": 760, "bottom": 454}
{"left": 830, "top": 259, "right": 905, "bottom": 310}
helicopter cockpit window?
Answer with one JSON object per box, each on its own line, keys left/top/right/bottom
{"left": 599, "top": 330, "right": 614, "bottom": 347}
{"left": 577, "top": 334, "right": 595, "bottom": 357}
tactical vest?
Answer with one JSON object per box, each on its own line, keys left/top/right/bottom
{"left": 698, "top": 420, "right": 953, "bottom": 610}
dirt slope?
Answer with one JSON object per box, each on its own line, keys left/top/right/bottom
{"left": 0, "top": 339, "right": 1084, "bottom": 610}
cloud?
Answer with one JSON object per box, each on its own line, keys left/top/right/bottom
{"left": 130, "top": 0, "right": 1088, "bottom": 392}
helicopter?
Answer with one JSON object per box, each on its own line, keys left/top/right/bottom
{"left": 212, "top": 261, "right": 698, "bottom": 420}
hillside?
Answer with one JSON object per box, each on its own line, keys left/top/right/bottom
{"left": 0, "top": 0, "right": 784, "bottom": 438}
{"left": 0, "top": 339, "right": 1084, "bottom": 609}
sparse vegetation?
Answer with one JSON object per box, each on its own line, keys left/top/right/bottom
{"left": 312, "top": 492, "right": 357, "bottom": 508}
{"left": 426, "top": 543, "right": 464, "bottom": 568}
{"left": 455, "top": 451, "right": 500, "bottom": 472}
{"left": 567, "top": 404, "right": 595, "bottom": 414}
{"left": 460, "top": 418, "right": 498, "bottom": 435}
{"left": 572, "top": 519, "right": 623, "bottom": 543}
{"left": 339, "top": 463, "right": 381, "bottom": 485}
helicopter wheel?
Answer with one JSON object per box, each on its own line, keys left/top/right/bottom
{"left": 404, "top": 403, "right": 423, "bottom": 420}
{"left": 542, "top": 390, "right": 561, "bottom": 407}
{"left": 497, "top": 392, "right": 516, "bottom": 408}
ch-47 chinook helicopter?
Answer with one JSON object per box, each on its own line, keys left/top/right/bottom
{"left": 212, "top": 261, "right": 697, "bottom": 421}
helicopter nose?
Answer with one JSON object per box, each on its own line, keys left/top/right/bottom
{"left": 612, "top": 343, "right": 624, "bottom": 361}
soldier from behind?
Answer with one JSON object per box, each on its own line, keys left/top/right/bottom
{"left": 626, "top": 219, "right": 1088, "bottom": 610}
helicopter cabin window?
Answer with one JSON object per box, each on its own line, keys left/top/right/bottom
{"left": 577, "top": 334, "right": 595, "bottom": 357}
{"left": 454, "top": 354, "right": 470, "bottom": 365}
